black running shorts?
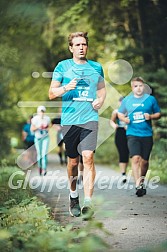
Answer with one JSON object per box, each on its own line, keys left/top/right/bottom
{"left": 127, "top": 135, "right": 153, "bottom": 161}
{"left": 62, "top": 121, "right": 98, "bottom": 158}
{"left": 115, "top": 127, "right": 129, "bottom": 163}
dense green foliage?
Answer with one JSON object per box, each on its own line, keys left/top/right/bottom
{"left": 0, "top": 0, "right": 166, "bottom": 174}
{"left": 0, "top": 167, "right": 109, "bottom": 251}
{"left": 149, "top": 139, "right": 167, "bottom": 184}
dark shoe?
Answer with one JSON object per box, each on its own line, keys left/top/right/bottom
{"left": 69, "top": 196, "right": 81, "bottom": 217}
{"left": 136, "top": 184, "right": 146, "bottom": 197}
{"left": 141, "top": 183, "right": 146, "bottom": 195}
{"left": 44, "top": 171, "right": 47, "bottom": 176}
{"left": 81, "top": 200, "right": 94, "bottom": 220}
{"left": 39, "top": 168, "right": 42, "bottom": 176}
{"left": 121, "top": 174, "right": 127, "bottom": 184}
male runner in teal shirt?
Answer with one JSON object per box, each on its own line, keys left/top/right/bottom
{"left": 49, "top": 32, "right": 106, "bottom": 219}
{"left": 118, "top": 77, "right": 161, "bottom": 197}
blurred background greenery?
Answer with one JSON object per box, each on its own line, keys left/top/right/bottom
{"left": 0, "top": 0, "right": 166, "bottom": 181}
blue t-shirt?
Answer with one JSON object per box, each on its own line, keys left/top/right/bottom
{"left": 52, "top": 59, "right": 104, "bottom": 125}
{"left": 118, "top": 93, "right": 160, "bottom": 137}
{"left": 23, "top": 123, "right": 34, "bottom": 142}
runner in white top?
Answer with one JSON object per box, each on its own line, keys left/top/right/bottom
{"left": 31, "top": 106, "right": 50, "bottom": 176}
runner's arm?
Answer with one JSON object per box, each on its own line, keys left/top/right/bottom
{"left": 49, "top": 80, "right": 65, "bottom": 100}
{"left": 144, "top": 112, "right": 161, "bottom": 120}
{"left": 117, "top": 112, "right": 130, "bottom": 124}
{"left": 92, "top": 81, "right": 106, "bottom": 110}
{"left": 110, "top": 110, "right": 119, "bottom": 129}
{"left": 30, "top": 124, "right": 40, "bottom": 132}
{"left": 49, "top": 79, "right": 77, "bottom": 100}
{"left": 22, "top": 130, "right": 27, "bottom": 141}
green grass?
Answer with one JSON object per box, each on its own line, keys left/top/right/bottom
{"left": 149, "top": 139, "right": 167, "bottom": 184}
{"left": 0, "top": 166, "right": 109, "bottom": 252}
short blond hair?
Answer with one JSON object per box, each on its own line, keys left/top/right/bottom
{"left": 131, "top": 77, "right": 145, "bottom": 86}
{"left": 68, "top": 32, "right": 88, "bottom": 46}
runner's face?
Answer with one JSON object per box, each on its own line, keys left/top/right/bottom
{"left": 69, "top": 37, "right": 88, "bottom": 60}
{"left": 132, "top": 81, "right": 144, "bottom": 97}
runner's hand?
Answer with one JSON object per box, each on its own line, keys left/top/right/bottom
{"left": 144, "top": 113, "right": 151, "bottom": 120}
{"left": 124, "top": 117, "right": 130, "bottom": 124}
{"left": 92, "top": 98, "right": 102, "bottom": 110}
{"left": 66, "top": 78, "right": 77, "bottom": 91}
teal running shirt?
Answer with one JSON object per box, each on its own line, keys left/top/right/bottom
{"left": 52, "top": 59, "right": 104, "bottom": 125}
{"left": 118, "top": 93, "right": 161, "bottom": 137}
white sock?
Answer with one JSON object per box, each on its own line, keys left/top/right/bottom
{"left": 70, "top": 190, "right": 78, "bottom": 198}
{"left": 84, "top": 196, "right": 91, "bottom": 202}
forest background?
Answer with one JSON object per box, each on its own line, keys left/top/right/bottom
{"left": 0, "top": 0, "right": 167, "bottom": 182}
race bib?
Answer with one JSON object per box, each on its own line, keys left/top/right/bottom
{"left": 133, "top": 112, "right": 145, "bottom": 123}
{"left": 72, "top": 78, "right": 94, "bottom": 102}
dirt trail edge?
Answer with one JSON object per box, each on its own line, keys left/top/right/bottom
{"left": 26, "top": 154, "right": 167, "bottom": 252}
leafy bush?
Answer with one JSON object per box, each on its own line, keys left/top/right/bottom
{"left": 149, "top": 139, "right": 167, "bottom": 184}
{"left": 0, "top": 167, "right": 109, "bottom": 252}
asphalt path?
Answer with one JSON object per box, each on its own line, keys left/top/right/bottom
{"left": 25, "top": 154, "right": 167, "bottom": 252}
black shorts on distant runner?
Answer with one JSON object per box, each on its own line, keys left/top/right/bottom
{"left": 62, "top": 121, "right": 98, "bottom": 158}
{"left": 127, "top": 136, "right": 153, "bottom": 161}
{"left": 115, "top": 127, "right": 129, "bottom": 163}
{"left": 24, "top": 141, "right": 34, "bottom": 149}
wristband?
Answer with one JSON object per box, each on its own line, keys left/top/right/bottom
{"left": 63, "top": 86, "right": 67, "bottom": 92}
